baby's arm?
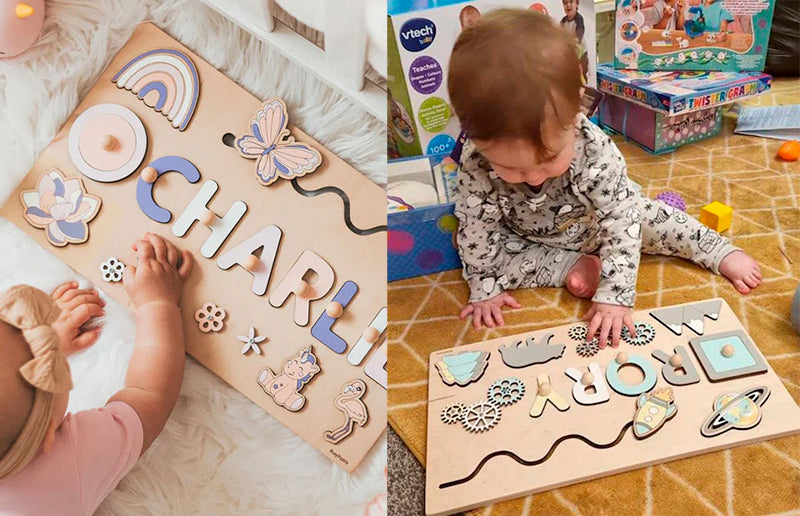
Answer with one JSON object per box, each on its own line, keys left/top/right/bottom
{"left": 576, "top": 131, "right": 641, "bottom": 346}
{"left": 454, "top": 143, "right": 520, "bottom": 329}
{"left": 108, "top": 233, "right": 193, "bottom": 454}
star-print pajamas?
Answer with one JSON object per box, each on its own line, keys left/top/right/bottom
{"left": 454, "top": 115, "right": 738, "bottom": 307}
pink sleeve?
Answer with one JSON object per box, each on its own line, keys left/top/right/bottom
{"left": 66, "top": 401, "right": 144, "bottom": 513}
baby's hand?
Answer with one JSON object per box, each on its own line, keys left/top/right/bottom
{"left": 460, "top": 292, "right": 522, "bottom": 330}
{"left": 584, "top": 302, "right": 636, "bottom": 349}
{"left": 50, "top": 281, "right": 105, "bottom": 355}
{"left": 123, "top": 233, "right": 194, "bottom": 308}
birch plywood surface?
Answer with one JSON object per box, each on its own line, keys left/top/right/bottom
{"left": 0, "top": 23, "right": 386, "bottom": 472}
{"left": 425, "top": 298, "right": 800, "bottom": 515}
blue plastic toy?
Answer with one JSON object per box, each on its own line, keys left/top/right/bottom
{"left": 684, "top": 6, "right": 706, "bottom": 39}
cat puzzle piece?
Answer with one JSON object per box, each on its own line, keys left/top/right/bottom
{"left": 650, "top": 300, "right": 721, "bottom": 336}
{"left": 498, "top": 333, "right": 565, "bottom": 368}
{"left": 235, "top": 98, "right": 322, "bottom": 187}
{"left": 257, "top": 346, "right": 320, "bottom": 412}
{"left": 324, "top": 379, "right": 369, "bottom": 444}
{"left": 311, "top": 280, "right": 359, "bottom": 354}
{"left": 237, "top": 327, "right": 266, "bottom": 355}
{"left": 701, "top": 386, "right": 770, "bottom": 437}
{"left": 434, "top": 350, "right": 490, "bottom": 387}
{"left": 347, "top": 307, "right": 388, "bottom": 365}
{"left": 112, "top": 48, "right": 200, "bottom": 131}
{"left": 633, "top": 387, "right": 677, "bottom": 439}
{"left": 68, "top": 104, "right": 148, "bottom": 183}
{"left": 689, "top": 330, "right": 768, "bottom": 382}
{"left": 20, "top": 169, "right": 101, "bottom": 247}
{"left": 529, "top": 374, "right": 570, "bottom": 417}
{"left": 565, "top": 362, "right": 610, "bottom": 405}
{"left": 652, "top": 346, "right": 701, "bottom": 386}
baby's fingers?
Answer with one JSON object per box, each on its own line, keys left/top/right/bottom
{"left": 66, "top": 303, "right": 104, "bottom": 326}
{"left": 503, "top": 293, "right": 522, "bottom": 309}
{"left": 71, "top": 327, "right": 102, "bottom": 352}
{"left": 623, "top": 315, "right": 637, "bottom": 338}
{"left": 145, "top": 233, "right": 169, "bottom": 263}
{"left": 481, "top": 307, "right": 496, "bottom": 329}
{"left": 51, "top": 281, "right": 78, "bottom": 300}
{"left": 472, "top": 306, "right": 484, "bottom": 330}
{"left": 61, "top": 293, "right": 105, "bottom": 314}
{"left": 586, "top": 313, "right": 602, "bottom": 344}
{"left": 177, "top": 250, "right": 194, "bottom": 280}
{"left": 459, "top": 304, "right": 474, "bottom": 320}
{"left": 611, "top": 318, "right": 622, "bottom": 348}
{"left": 57, "top": 287, "right": 97, "bottom": 304}
{"left": 491, "top": 306, "right": 505, "bottom": 327}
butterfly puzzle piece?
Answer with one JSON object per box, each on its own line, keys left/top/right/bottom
{"left": 236, "top": 98, "right": 323, "bottom": 187}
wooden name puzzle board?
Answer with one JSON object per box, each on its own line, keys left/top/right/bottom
{"left": 0, "top": 23, "right": 387, "bottom": 472}
{"left": 425, "top": 298, "right": 800, "bottom": 515}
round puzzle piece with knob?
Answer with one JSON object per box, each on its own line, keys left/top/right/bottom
{"left": 622, "top": 322, "right": 656, "bottom": 346}
{"left": 441, "top": 403, "right": 467, "bottom": 425}
{"left": 461, "top": 401, "right": 501, "bottom": 433}
{"left": 68, "top": 104, "right": 148, "bottom": 183}
{"left": 486, "top": 377, "right": 525, "bottom": 407}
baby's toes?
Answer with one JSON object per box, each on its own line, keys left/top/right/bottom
{"left": 732, "top": 279, "right": 751, "bottom": 294}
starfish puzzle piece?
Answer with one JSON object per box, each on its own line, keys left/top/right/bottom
{"left": 238, "top": 326, "right": 267, "bottom": 355}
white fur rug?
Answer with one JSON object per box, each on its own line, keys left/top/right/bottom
{"left": 0, "top": 1, "right": 386, "bottom": 514}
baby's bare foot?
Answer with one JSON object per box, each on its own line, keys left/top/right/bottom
{"left": 565, "top": 255, "right": 601, "bottom": 299}
{"left": 719, "top": 250, "right": 762, "bottom": 294}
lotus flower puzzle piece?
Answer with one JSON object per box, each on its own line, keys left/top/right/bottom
{"left": 701, "top": 386, "right": 769, "bottom": 437}
{"left": 529, "top": 374, "right": 570, "bottom": 417}
{"left": 237, "top": 327, "right": 266, "bottom": 355}
{"left": 257, "top": 346, "right": 320, "bottom": 412}
{"left": 112, "top": 48, "right": 200, "bottom": 131}
{"left": 498, "top": 333, "right": 565, "bottom": 368}
{"left": 633, "top": 387, "right": 678, "bottom": 439}
{"left": 21, "top": 169, "right": 102, "bottom": 247}
{"left": 435, "top": 350, "right": 490, "bottom": 387}
{"left": 650, "top": 300, "right": 721, "bottom": 336}
{"left": 236, "top": 98, "right": 323, "bottom": 187}
{"left": 68, "top": 104, "right": 148, "bottom": 183}
{"left": 324, "top": 379, "right": 369, "bottom": 444}
{"left": 195, "top": 303, "right": 226, "bottom": 333}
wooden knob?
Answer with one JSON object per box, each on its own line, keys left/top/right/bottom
{"left": 669, "top": 353, "right": 683, "bottom": 368}
{"left": 101, "top": 134, "right": 118, "bottom": 151}
{"left": 616, "top": 352, "right": 629, "bottom": 364}
{"left": 199, "top": 209, "right": 216, "bottom": 225}
{"left": 721, "top": 344, "right": 735, "bottom": 358}
{"left": 363, "top": 326, "right": 380, "bottom": 343}
{"left": 581, "top": 372, "right": 594, "bottom": 385}
{"left": 294, "top": 280, "right": 310, "bottom": 298}
{"left": 243, "top": 255, "right": 260, "bottom": 272}
{"left": 326, "top": 302, "right": 344, "bottom": 319}
{"left": 538, "top": 383, "right": 552, "bottom": 396}
{"left": 141, "top": 166, "right": 158, "bottom": 184}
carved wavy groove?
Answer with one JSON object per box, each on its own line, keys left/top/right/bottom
{"left": 291, "top": 179, "right": 387, "bottom": 236}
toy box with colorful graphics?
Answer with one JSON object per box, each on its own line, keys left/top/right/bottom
{"left": 614, "top": 0, "right": 776, "bottom": 71}
{"left": 597, "top": 63, "right": 771, "bottom": 115}
{"left": 598, "top": 93, "right": 722, "bottom": 153}
{"left": 387, "top": 0, "right": 597, "bottom": 158}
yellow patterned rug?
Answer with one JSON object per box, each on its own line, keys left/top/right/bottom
{"left": 388, "top": 78, "right": 800, "bottom": 516}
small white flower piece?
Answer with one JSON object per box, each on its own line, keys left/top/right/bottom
{"left": 704, "top": 50, "right": 713, "bottom": 59}
{"left": 238, "top": 326, "right": 267, "bottom": 355}
{"left": 690, "top": 51, "right": 698, "bottom": 59}
{"left": 717, "top": 51, "right": 726, "bottom": 60}
{"left": 100, "top": 257, "right": 125, "bottom": 282}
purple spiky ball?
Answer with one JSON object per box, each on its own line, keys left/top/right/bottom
{"left": 656, "top": 191, "right": 686, "bottom": 212}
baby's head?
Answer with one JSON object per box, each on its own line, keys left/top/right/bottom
{"left": 563, "top": 0, "right": 579, "bottom": 19}
{"left": 0, "top": 286, "right": 70, "bottom": 480}
{"left": 459, "top": 5, "right": 482, "bottom": 30}
{"left": 448, "top": 9, "right": 582, "bottom": 187}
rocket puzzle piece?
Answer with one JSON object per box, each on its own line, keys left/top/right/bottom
{"left": 633, "top": 387, "right": 678, "bottom": 439}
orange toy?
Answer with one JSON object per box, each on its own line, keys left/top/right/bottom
{"left": 777, "top": 140, "right": 800, "bottom": 162}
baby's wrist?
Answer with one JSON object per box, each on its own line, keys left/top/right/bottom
{"left": 135, "top": 300, "right": 181, "bottom": 312}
